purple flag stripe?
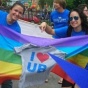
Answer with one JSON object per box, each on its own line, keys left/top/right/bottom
{"left": 0, "top": 25, "right": 88, "bottom": 47}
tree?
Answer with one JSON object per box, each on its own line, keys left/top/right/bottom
{"left": 85, "top": 0, "right": 88, "bottom": 4}
{"left": 0, "top": 0, "right": 11, "bottom": 7}
{"left": 0, "top": 0, "right": 2, "bottom": 6}
{"left": 38, "top": 0, "right": 45, "bottom": 9}
{"left": 73, "top": 0, "right": 86, "bottom": 7}
{"left": 38, "top": 0, "right": 53, "bottom": 9}
{"left": 66, "top": 0, "right": 88, "bottom": 10}
{"left": 66, "top": 0, "right": 74, "bottom": 10}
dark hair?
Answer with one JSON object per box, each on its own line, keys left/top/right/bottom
{"left": 10, "top": 1, "right": 25, "bottom": 14}
{"left": 77, "top": 4, "right": 88, "bottom": 20}
{"left": 77, "top": 4, "right": 88, "bottom": 11}
{"left": 53, "top": 0, "right": 66, "bottom": 9}
{"left": 67, "top": 8, "right": 88, "bottom": 37}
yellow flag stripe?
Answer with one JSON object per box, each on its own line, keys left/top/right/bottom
{"left": 68, "top": 54, "right": 88, "bottom": 68}
{"left": 0, "top": 61, "right": 22, "bottom": 78}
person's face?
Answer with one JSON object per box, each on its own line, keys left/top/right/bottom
{"left": 69, "top": 11, "right": 81, "bottom": 29}
{"left": 9, "top": 5, "right": 24, "bottom": 21}
{"left": 83, "top": 6, "right": 88, "bottom": 17}
{"left": 53, "top": 2, "right": 61, "bottom": 10}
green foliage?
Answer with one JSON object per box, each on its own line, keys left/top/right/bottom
{"left": 38, "top": 0, "right": 45, "bottom": 9}
{"left": 66, "top": 0, "right": 74, "bottom": 10}
{"left": 73, "top": 0, "right": 84, "bottom": 7}
{"left": 45, "top": 0, "right": 53, "bottom": 7}
{"left": 38, "top": 0, "right": 53, "bottom": 9}
{"left": 1, "top": 0, "right": 11, "bottom": 7}
{"left": 1, "top": 0, "right": 7, "bottom": 6}
{"left": 38, "top": 0, "right": 88, "bottom": 10}
{"left": 66, "top": 0, "right": 88, "bottom": 10}
{"left": 85, "top": 0, "right": 88, "bottom": 4}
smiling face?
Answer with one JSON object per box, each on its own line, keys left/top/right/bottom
{"left": 9, "top": 5, "right": 24, "bottom": 22}
{"left": 69, "top": 11, "right": 82, "bottom": 31}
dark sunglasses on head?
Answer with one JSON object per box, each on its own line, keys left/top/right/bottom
{"left": 69, "top": 16, "right": 79, "bottom": 21}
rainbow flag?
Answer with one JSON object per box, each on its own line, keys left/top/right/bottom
{"left": 0, "top": 24, "right": 88, "bottom": 88}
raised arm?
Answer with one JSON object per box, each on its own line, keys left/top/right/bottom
{"left": 39, "top": 22, "right": 55, "bottom": 35}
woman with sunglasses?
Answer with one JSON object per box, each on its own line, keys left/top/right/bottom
{"left": 39, "top": 8, "right": 88, "bottom": 88}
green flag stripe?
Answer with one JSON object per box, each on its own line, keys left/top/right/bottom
{"left": 79, "top": 49, "right": 88, "bottom": 57}
{"left": 0, "top": 48, "right": 22, "bottom": 65}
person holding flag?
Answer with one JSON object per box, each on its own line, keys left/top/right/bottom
{"left": 0, "top": 1, "right": 25, "bottom": 88}
{"left": 39, "top": 8, "right": 88, "bottom": 88}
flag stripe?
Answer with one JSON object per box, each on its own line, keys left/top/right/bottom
{"left": 80, "top": 49, "right": 88, "bottom": 56}
{"left": 0, "top": 61, "right": 22, "bottom": 75}
{"left": 0, "top": 35, "right": 23, "bottom": 51}
{"left": 57, "top": 44, "right": 88, "bottom": 58}
{"left": 0, "top": 61, "right": 21, "bottom": 83}
{"left": 0, "top": 25, "right": 88, "bottom": 47}
{"left": 0, "top": 48, "right": 21, "bottom": 64}
{"left": 68, "top": 54, "right": 88, "bottom": 68}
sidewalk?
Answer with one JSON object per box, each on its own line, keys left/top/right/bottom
{"left": 13, "top": 73, "right": 61, "bottom": 88}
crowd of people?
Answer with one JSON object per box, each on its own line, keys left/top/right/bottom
{"left": 0, "top": 0, "right": 88, "bottom": 88}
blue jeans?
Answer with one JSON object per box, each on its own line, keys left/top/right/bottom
{"left": 1, "top": 80, "right": 12, "bottom": 88}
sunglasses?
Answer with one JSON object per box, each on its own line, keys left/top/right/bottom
{"left": 69, "top": 16, "right": 79, "bottom": 21}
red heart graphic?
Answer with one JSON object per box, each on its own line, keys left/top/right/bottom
{"left": 37, "top": 52, "right": 49, "bottom": 62}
